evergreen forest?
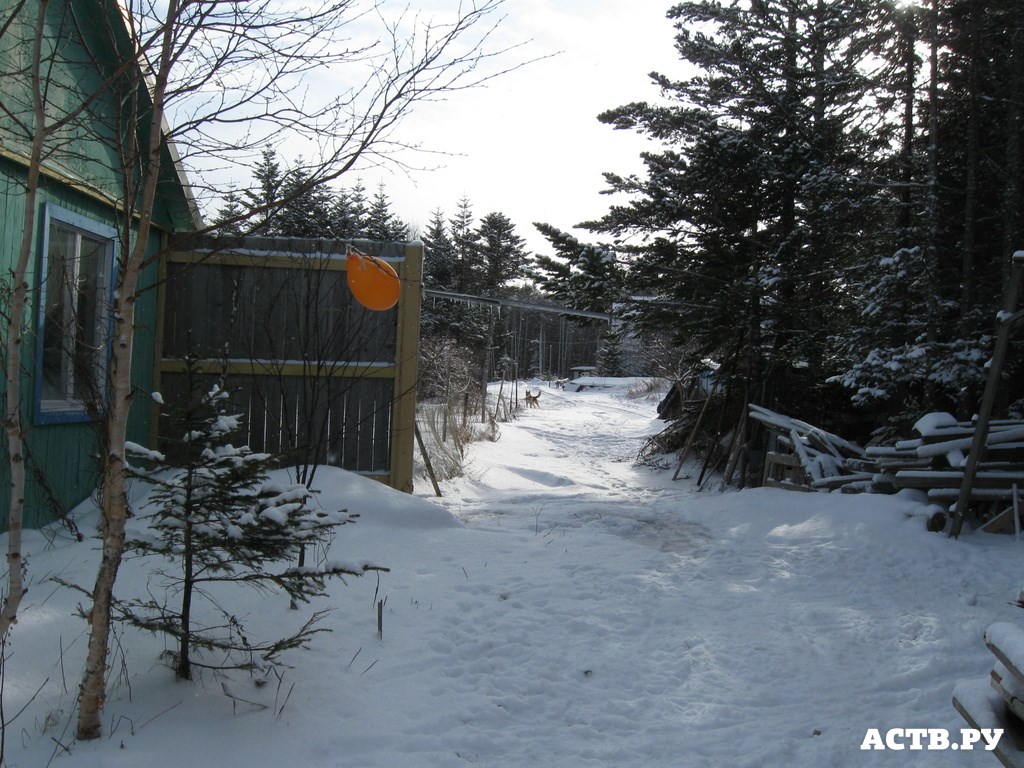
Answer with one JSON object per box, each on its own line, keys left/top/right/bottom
{"left": 217, "top": 0, "right": 1024, "bottom": 442}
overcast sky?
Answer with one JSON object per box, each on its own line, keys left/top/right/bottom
{"left": 367, "top": 0, "right": 682, "bottom": 254}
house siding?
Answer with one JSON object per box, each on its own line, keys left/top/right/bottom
{"left": 0, "top": 0, "right": 195, "bottom": 531}
{"left": 0, "top": 155, "right": 162, "bottom": 529}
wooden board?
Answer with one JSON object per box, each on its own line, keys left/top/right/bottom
{"left": 927, "top": 488, "right": 1018, "bottom": 502}
{"left": 982, "top": 507, "right": 1020, "bottom": 535}
{"left": 953, "top": 679, "right": 1024, "bottom": 768}
{"left": 993, "top": 662, "right": 1024, "bottom": 723}
{"left": 765, "top": 451, "right": 801, "bottom": 468}
{"left": 865, "top": 445, "right": 920, "bottom": 458}
{"left": 916, "top": 427, "right": 1024, "bottom": 458}
{"left": 811, "top": 472, "right": 874, "bottom": 490}
{"left": 986, "top": 623, "right": 1024, "bottom": 687}
{"left": 896, "top": 470, "right": 1024, "bottom": 489}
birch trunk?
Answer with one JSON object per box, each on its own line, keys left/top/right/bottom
{"left": 76, "top": 0, "right": 177, "bottom": 739}
{"left": 0, "top": 0, "right": 50, "bottom": 642}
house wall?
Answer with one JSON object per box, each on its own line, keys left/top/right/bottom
{"left": 0, "top": 1, "right": 130, "bottom": 203}
{"left": 0, "top": 0, "right": 195, "bottom": 530}
{"left": 0, "top": 155, "right": 162, "bottom": 530}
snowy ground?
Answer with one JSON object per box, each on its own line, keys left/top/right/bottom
{"left": 5, "top": 378, "right": 1024, "bottom": 767}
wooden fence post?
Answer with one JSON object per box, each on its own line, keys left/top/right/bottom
{"left": 389, "top": 241, "right": 422, "bottom": 493}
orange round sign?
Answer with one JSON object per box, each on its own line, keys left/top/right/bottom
{"left": 347, "top": 250, "right": 400, "bottom": 311}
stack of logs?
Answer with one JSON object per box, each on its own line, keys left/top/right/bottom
{"left": 751, "top": 406, "right": 1024, "bottom": 533}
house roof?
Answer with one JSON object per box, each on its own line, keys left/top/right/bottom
{"left": 88, "top": 0, "right": 203, "bottom": 232}
{"left": 0, "top": 0, "right": 201, "bottom": 233}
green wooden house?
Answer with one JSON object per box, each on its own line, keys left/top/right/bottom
{"left": 0, "top": 0, "right": 200, "bottom": 529}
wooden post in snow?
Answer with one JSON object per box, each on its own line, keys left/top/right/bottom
{"left": 413, "top": 424, "right": 442, "bottom": 498}
{"left": 950, "top": 252, "right": 1024, "bottom": 538}
{"left": 671, "top": 379, "right": 720, "bottom": 481}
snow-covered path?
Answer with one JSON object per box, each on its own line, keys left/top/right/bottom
{"left": 366, "top": 384, "right": 721, "bottom": 766}
{"left": 7, "top": 378, "right": 1023, "bottom": 767}
{"left": 451, "top": 384, "right": 708, "bottom": 554}
{"left": 385, "top": 381, "right": 1018, "bottom": 768}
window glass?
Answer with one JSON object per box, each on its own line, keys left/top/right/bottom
{"left": 38, "top": 207, "right": 114, "bottom": 419}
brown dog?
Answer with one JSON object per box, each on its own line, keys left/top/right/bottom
{"left": 524, "top": 390, "right": 541, "bottom": 408}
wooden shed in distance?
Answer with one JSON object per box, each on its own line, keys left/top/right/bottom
{"left": 158, "top": 235, "right": 423, "bottom": 492}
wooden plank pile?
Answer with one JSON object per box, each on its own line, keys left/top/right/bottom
{"left": 748, "top": 405, "right": 874, "bottom": 492}
{"left": 953, "top": 621, "right": 1024, "bottom": 768}
{"left": 752, "top": 405, "right": 1024, "bottom": 529}
{"left": 875, "top": 412, "right": 1024, "bottom": 533}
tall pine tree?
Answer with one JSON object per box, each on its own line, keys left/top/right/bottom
{"left": 329, "top": 180, "right": 370, "bottom": 239}
{"left": 449, "top": 197, "right": 484, "bottom": 294}
{"left": 587, "top": 0, "right": 886, "bottom": 423}
{"left": 365, "top": 183, "right": 409, "bottom": 241}
{"left": 836, "top": 0, "right": 1024, "bottom": 430}
{"left": 476, "top": 211, "right": 528, "bottom": 295}
{"left": 421, "top": 208, "right": 458, "bottom": 338}
{"left": 245, "top": 148, "right": 285, "bottom": 234}
{"left": 276, "top": 165, "right": 334, "bottom": 237}
{"left": 422, "top": 208, "right": 456, "bottom": 290}
{"left": 531, "top": 222, "right": 623, "bottom": 318}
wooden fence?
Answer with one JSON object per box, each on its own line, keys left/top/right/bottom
{"left": 155, "top": 235, "right": 422, "bottom": 491}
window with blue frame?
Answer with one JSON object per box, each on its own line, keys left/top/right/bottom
{"left": 36, "top": 204, "right": 117, "bottom": 423}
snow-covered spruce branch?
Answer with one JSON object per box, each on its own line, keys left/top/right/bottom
{"left": 114, "top": 606, "right": 338, "bottom": 672}
{"left": 113, "top": 361, "right": 386, "bottom": 681}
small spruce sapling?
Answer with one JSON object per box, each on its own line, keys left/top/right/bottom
{"left": 121, "top": 359, "right": 386, "bottom": 680}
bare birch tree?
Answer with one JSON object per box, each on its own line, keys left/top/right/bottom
{"left": 71, "top": 0, "right": 521, "bottom": 741}
{"left": 0, "top": 0, "right": 44, "bottom": 644}
{"left": 0, "top": 0, "right": 522, "bottom": 741}
{"left": 0, "top": 0, "right": 159, "bottom": 644}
